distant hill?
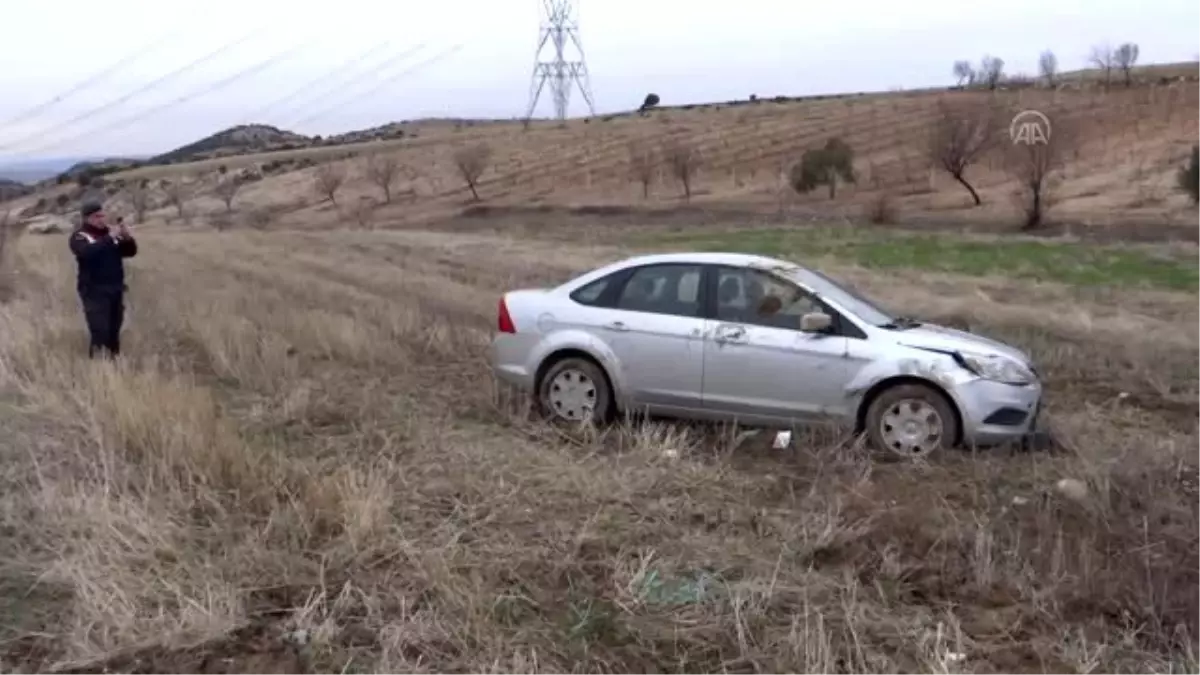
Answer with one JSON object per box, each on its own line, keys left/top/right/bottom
{"left": 0, "top": 156, "right": 107, "bottom": 183}
{"left": 0, "top": 178, "right": 34, "bottom": 201}
{"left": 325, "top": 117, "right": 513, "bottom": 145}
{"left": 152, "top": 124, "right": 313, "bottom": 164}
{"left": 150, "top": 120, "right": 516, "bottom": 166}
{"left": 63, "top": 157, "right": 145, "bottom": 177}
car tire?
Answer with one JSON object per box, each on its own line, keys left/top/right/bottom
{"left": 864, "top": 383, "right": 959, "bottom": 459}
{"left": 537, "top": 357, "right": 613, "bottom": 426}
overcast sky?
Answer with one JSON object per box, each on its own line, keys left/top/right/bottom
{"left": 0, "top": 0, "right": 1195, "bottom": 160}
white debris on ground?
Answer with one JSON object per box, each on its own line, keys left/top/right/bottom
{"left": 772, "top": 430, "right": 791, "bottom": 449}
{"left": 21, "top": 214, "right": 70, "bottom": 234}
{"left": 1055, "top": 478, "right": 1089, "bottom": 502}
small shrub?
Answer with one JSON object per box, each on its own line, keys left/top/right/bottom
{"left": 865, "top": 193, "right": 897, "bottom": 224}
{"left": 790, "top": 137, "right": 856, "bottom": 199}
{"left": 350, "top": 198, "right": 376, "bottom": 229}
{"left": 244, "top": 207, "right": 274, "bottom": 230}
{"left": 210, "top": 212, "right": 233, "bottom": 231}
{"left": 1177, "top": 144, "right": 1199, "bottom": 205}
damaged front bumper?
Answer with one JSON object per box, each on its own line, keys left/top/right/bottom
{"left": 950, "top": 376, "right": 1044, "bottom": 447}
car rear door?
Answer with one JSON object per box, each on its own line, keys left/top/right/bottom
{"left": 700, "top": 265, "right": 855, "bottom": 423}
{"left": 580, "top": 263, "right": 709, "bottom": 414}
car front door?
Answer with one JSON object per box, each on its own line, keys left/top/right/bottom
{"left": 700, "top": 265, "right": 857, "bottom": 424}
{"left": 588, "top": 263, "right": 709, "bottom": 414}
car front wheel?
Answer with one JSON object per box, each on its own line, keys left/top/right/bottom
{"left": 537, "top": 357, "right": 612, "bottom": 425}
{"left": 865, "top": 383, "right": 959, "bottom": 458}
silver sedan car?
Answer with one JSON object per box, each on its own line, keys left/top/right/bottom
{"left": 489, "top": 252, "right": 1044, "bottom": 457}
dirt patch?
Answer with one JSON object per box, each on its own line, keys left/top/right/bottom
{"left": 47, "top": 624, "right": 307, "bottom": 674}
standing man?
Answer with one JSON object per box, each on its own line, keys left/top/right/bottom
{"left": 69, "top": 201, "right": 137, "bottom": 359}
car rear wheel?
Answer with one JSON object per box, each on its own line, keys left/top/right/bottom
{"left": 537, "top": 357, "right": 612, "bottom": 425}
{"left": 865, "top": 383, "right": 958, "bottom": 458}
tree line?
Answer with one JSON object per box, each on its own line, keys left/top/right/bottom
{"left": 953, "top": 42, "right": 1143, "bottom": 90}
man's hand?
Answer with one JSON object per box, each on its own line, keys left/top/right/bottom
{"left": 115, "top": 222, "right": 131, "bottom": 239}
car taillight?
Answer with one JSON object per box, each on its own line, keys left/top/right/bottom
{"left": 497, "top": 297, "right": 516, "bottom": 334}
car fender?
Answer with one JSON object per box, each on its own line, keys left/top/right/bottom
{"left": 526, "top": 328, "right": 627, "bottom": 403}
{"left": 843, "top": 349, "right": 968, "bottom": 412}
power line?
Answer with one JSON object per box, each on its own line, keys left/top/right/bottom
{"left": 11, "top": 37, "right": 317, "bottom": 158}
{"left": 273, "top": 43, "right": 429, "bottom": 128}
{"left": 0, "top": 27, "right": 265, "bottom": 153}
{"left": 239, "top": 39, "right": 394, "bottom": 123}
{"left": 288, "top": 44, "right": 463, "bottom": 129}
{"left": 0, "top": 27, "right": 186, "bottom": 131}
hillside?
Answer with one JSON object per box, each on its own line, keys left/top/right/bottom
{"left": 151, "top": 124, "right": 312, "bottom": 164}
{"left": 69, "top": 67, "right": 1194, "bottom": 243}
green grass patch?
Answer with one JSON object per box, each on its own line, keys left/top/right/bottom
{"left": 635, "top": 228, "right": 1199, "bottom": 291}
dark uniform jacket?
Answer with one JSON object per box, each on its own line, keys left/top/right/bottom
{"left": 69, "top": 225, "right": 138, "bottom": 294}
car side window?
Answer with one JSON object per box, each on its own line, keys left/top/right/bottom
{"left": 715, "top": 267, "right": 822, "bottom": 330}
{"left": 570, "top": 276, "right": 612, "bottom": 306}
{"left": 615, "top": 264, "right": 703, "bottom": 318}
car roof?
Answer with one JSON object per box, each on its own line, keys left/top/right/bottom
{"left": 590, "top": 251, "right": 854, "bottom": 300}
{"left": 611, "top": 251, "right": 802, "bottom": 270}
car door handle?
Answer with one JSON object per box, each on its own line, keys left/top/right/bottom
{"left": 607, "top": 321, "right": 630, "bottom": 332}
{"left": 714, "top": 325, "right": 746, "bottom": 342}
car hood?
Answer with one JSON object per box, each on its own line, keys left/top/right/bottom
{"left": 895, "top": 323, "right": 1031, "bottom": 364}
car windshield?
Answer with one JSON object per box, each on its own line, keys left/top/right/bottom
{"left": 788, "top": 268, "right": 895, "bottom": 326}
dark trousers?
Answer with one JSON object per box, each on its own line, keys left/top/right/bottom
{"left": 80, "top": 290, "right": 125, "bottom": 359}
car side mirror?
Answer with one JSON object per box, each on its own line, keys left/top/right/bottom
{"left": 799, "top": 311, "right": 832, "bottom": 333}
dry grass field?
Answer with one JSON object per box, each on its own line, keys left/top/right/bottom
{"left": 0, "top": 217, "right": 1197, "bottom": 672}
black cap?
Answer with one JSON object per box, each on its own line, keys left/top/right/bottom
{"left": 80, "top": 201, "right": 103, "bottom": 218}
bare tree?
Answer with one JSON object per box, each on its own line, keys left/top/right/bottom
{"left": 978, "top": 55, "right": 1005, "bottom": 90}
{"left": 1038, "top": 50, "right": 1059, "bottom": 87}
{"left": 1114, "top": 42, "right": 1139, "bottom": 87}
{"left": 662, "top": 140, "right": 700, "bottom": 201}
{"left": 162, "top": 180, "right": 189, "bottom": 218}
{"left": 364, "top": 153, "right": 401, "bottom": 204}
{"left": 928, "top": 99, "right": 999, "bottom": 206}
{"left": 453, "top": 144, "right": 492, "bottom": 201}
{"left": 125, "top": 182, "right": 151, "bottom": 223}
{"left": 1004, "top": 115, "right": 1076, "bottom": 230}
{"left": 952, "top": 60, "right": 975, "bottom": 87}
{"left": 1089, "top": 44, "right": 1115, "bottom": 90}
{"left": 0, "top": 209, "right": 14, "bottom": 302}
{"left": 213, "top": 177, "right": 242, "bottom": 213}
{"left": 313, "top": 163, "right": 346, "bottom": 206}
{"left": 628, "top": 142, "right": 657, "bottom": 198}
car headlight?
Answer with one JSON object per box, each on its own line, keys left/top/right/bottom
{"left": 956, "top": 351, "right": 1035, "bottom": 385}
